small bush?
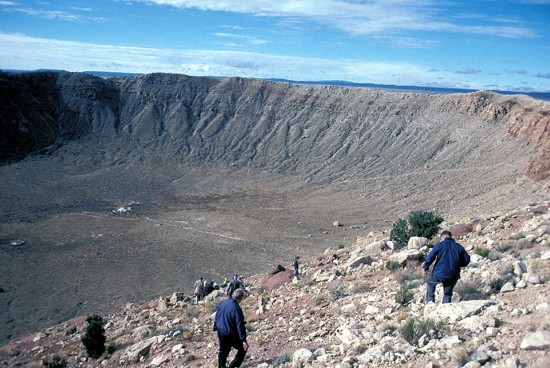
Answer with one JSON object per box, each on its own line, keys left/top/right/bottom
{"left": 449, "top": 346, "right": 470, "bottom": 366}
{"left": 397, "top": 269, "right": 423, "bottom": 285}
{"left": 385, "top": 260, "right": 401, "bottom": 271}
{"left": 66, "top": 326, "right": 77, "bottom": 336}
{"left": 489, "top": 276, "right": 512, "bottom": 294}
{"left": 273, "top": 352, "right": 292, "bottom": 366}
{"left": 314, "top": 294, "right": 330, "bottom": 305}
{"left": 181, "top": 329, "right": 194, "bottom": 340}
{"left": 330, "top": 286, "right": 346, "bottom": 300}
{"left": 474, "top": 247, "right": 490, "bottom": 258}
{"left": 81, "top": 315, "right": 106, "bottom": 359}
{"left": 349, "top": 283, "right": 370, "bottom": 294}
{"left": 487, "top": 251, "right": 502, "bottom": 261}
{"left": 338, "top": 244, "right": 345, "bottom": 249}
{"left": 454, "top": 281, "right": 486, "bottom": 301}
{"left": 43, "top": 355, "right": 67, "bottom": 368}
{"left": 395, "top": 283, "right": 414, "bottom": 305}
{"left": 400, "top": 317, "right": 444, "bottom": 346}
{"left": 496, "top": 244, "right": 511, "bottom": 253}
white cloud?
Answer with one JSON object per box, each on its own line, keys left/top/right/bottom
{"left": 212, "top": 32, "right": 269, "bottom": 46}
{"left": 0, "top": 32, "right": 428, "bottom": 81}
{"left": 0, "top": 32, "right": 543, "bottom": 91}
{"left": 131, "top": 0, "right": 537, "bottom": 40}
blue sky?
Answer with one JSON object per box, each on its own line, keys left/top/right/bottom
{"left": 0, "top": 0, "right": 549, "bottom": 92}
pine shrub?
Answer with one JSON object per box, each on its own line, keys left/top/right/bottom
{"left": 390, "top": 218, "right": 409, "bottom": 245}
{"left": 81, "top": 315, "right": 106, "bottom": 359}
{"left": 408, "top": 210, "right": 444, "bottom": 239}
{"left": 390, "top": 210, "right": 444, "bottom": 245}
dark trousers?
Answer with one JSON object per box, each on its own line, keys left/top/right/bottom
{"left": 218, "top": 333, "right": 246, "bottom": 368}
{"left": 425, "top": 276, "right": 458, "bottom": 304}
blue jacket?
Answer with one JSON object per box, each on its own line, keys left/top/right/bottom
{"left": 215, "top": 298, "right": 247, "bottom": 342}
{"left": 423, "top": 238, "right": 470, "bottom": 280}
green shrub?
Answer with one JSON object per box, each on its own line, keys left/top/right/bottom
{"left": 395, "top": 283, "right": 415, "bottom": 305}
{"left": 474, "top": 247, "right": 490, "bottom": 258}
{"left": 390, "top": 211, "right": 444, "bottom": 245}
{"left": 408, "top": 211, "right": 444, "bottom": 239}
{"left": 81, "top": 315, "right": 106, "bottom": 359}
{"left": 454, "top": 281, "right": 486, "bottom": 301}
{"left": 273, "top": 352, "right": 292, "bottom": 366}
{"left": 390, "top": 218, "right": 409, "bottom": 245}
{"left": 400, "top": 317, "right": 444, "bottom": 346}
{"left": 43, "top": 355, "right": 67, "bottom": 368}
{"left": 385, "top": 260, "right": 401, "bottom": 271}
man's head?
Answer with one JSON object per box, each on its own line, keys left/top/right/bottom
{"left": 441, "top": 230, "right": 452, "bottom": 239}
{"left": 232, "top": 289, "right": 245, "bottom": 302}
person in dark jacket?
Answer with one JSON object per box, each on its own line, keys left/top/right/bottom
{"left": 215, "top": 289, "right": 248, "bottom": 368}
{"left": 293, "top": 256, "right": 300, "bottom": 279}
{"left": 423, "top": 230, "right": 470, "bottom": 303}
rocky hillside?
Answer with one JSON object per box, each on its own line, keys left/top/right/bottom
{"left": 1, "top": 71, "right": 549, "bottom": 182}
{"left": 1, "top": 202, "right": 549, "bottom": 367}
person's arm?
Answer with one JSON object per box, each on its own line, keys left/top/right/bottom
{"left": 234, "top": 306, "right": 247, "bottom": 343}
{"left": 460, "top": 247, "right": 471, "bottom": 267}
{"left": 423, "top": 243, "right": 440, "bottom": 273}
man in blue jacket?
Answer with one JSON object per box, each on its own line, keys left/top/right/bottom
{"left": 423, "top": 230, "right": 470, "bottom": 303}
{"left": 215, "top": 289, "right": 248, "bottom": 368}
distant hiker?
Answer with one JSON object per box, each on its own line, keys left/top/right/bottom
{"left": 204, "top": 281, "right": 215, "bottom": 296}
{"left": 227, "top": 274, "right": 247, "bottom": 298}
{"left": 423, "top": 230, "right": 470, "bottom": 304}
{"left": 293, "top": 256, "right": 300, "bottom": 279}
{"left": 194, "top": 277, "right": 204, "bottom": 303}
{"left": 220, "top": 277, "right": 229, "bottom": 288}
{"left": 215, "top": 289, "right": 248, "bottom": 368}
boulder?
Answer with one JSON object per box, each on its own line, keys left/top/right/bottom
{"left": 407, "top": 237, "right": 429, "bottom": 250}
{"left": 424, "top": 300, "right": 496, "bottom": 323}
{"left": 520, "top": 330, "right": 550, "bottom": 350}
{"left": 119, "top": 336, "right": 159, "bottom": 365}
{"left": 388, "top": 249, "right": 423, "bottom": 266}
{"left": 292, "top": 348, "right": 314, "bottom": 368}
{"left": 344, "top": 256, "right": 374, "bottom": 270}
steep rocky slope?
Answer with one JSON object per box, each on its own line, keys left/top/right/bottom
{"left": 1, "top": 72, "right": 549, "bottom": 347}
{"left": 1, "top": 202, "right": 549, "bottom": 367}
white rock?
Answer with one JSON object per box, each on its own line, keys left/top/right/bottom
{"left": 292, "top": 348, "right": 314, "bottom": 368}
{"left": 520, "top": 330, "right": 550, "bottom": 350}
{"left": 119, "top": 336, "right": 158, "bottom": 365}
{"left": 424, "top": 300, "right": 496, "bottom": 323}
{"left": 500, "top": 281, "right": 515, "bottom": 293}
{"left": 526, "top": 273, "right": 541, "bottom": 284}
{"left": 341, "top": 303, "right": 357, "bottom": 314}
{"left": 364, "top": 305, "right": 380, "bottom": 315}
{"left": 516, "top": 279, "right": 528, "bottom": 289}
{"left": 150, "top": 354, "right": 169, "bottom": 367}
{"left": 407, "top": 237, "right": 428, "bottom": 250}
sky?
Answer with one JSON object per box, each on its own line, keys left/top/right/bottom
{"left": 0, "top": 0, "right": 549, "bottom": 92}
